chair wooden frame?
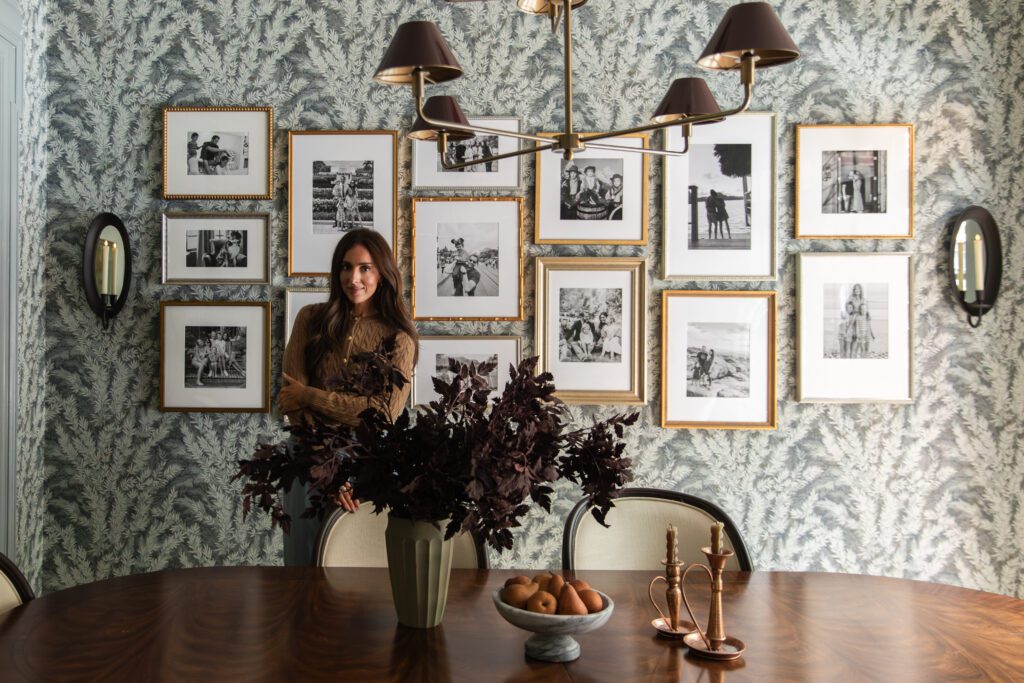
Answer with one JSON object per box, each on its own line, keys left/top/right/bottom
{"left": 0, "top": 552, "right": 34, "bottom": 605}
{"left": 561, "top": 488, "right": 753, "bottom": 572}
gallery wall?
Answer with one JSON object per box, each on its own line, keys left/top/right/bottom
{"left": 21, "top": 0, "right": 1023, "bottom": 596}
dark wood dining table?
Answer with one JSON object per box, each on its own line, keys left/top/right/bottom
{"left": 1, "top": 566, "right": 1022, "bottom": 682}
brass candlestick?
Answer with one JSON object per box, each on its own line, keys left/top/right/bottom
{"left": 648, "top": 525, "right": 695, "bottom": 638}
{"left": 680, "top": 546, "right": 746, "bottom": 660}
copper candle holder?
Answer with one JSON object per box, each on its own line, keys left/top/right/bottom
{"left": 679, "top": 547, "right": 746, "bottom": 660}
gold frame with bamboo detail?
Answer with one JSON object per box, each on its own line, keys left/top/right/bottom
{"left": 410, "top": 196, "right": 525, "bottom": 321}
{"left": 794, "top": 123, "right": 915, "bottom": 239}
{"left": 534, "top": 256, "right": 647, "bottom": 405}
{"left": 533, "top": 132, "right": 650, "bottom": 245}
{"left": 660, "top": 289, "right": 777, "bottom": 429}
{"left": 162, "top": 106, "right": 274, "bottom": 200}
{"left": 287, "top": 130, "right": 399, "bottom": 276}
{"left": 410, "top": 335, "right": 522, "bottom": 407}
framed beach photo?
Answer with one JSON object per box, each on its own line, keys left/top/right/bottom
{"left": 411, "top": 197, "right": 524, "bottom": 321}
{"left": 288, "top": 130, "right": 397, "bottom": 275}
{"left": 797, "top": 253, "right": 914, "bottom": 402}
{"left": 284, "top": 287, "right": 329, "bottom": 344}
{"left": 162, "top": 107, "right": 273, "bottom": 200}
{"left": 661, "top": 290, "right": 776, "bottom": 429}
{"left": 795, "top": 124, "right": 914, "bottom": 238}
{"left": 535, "top": 257, "right": 647, "bottom": 405}
{"left": 663, "top": 113, "right": 776, "bottom": 280}
{"left": 412, "top": 336, "right": 521, "bottom": 406}
{"left": 160, "top": 301, "right": 271, "bottom": 412}
{"left": 534, "top": 133, "right": 649, "bottom": 245}
{"left": 411, "top": 116, "right": 521, "bottom": 190}
{"left": 162, "top": 213, "right": 270, "bottom": 285}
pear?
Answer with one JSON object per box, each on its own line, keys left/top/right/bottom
{"left": 557, "top": 583, "right": 589, "bottom": 616}
{"left": 547, "top": 573, "right": 565, "bottom": 597}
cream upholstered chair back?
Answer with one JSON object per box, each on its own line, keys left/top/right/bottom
{"left": 314, "top": 506, "right": 487, "bottom": 569}
{"left": 0, "top": 553, "right": 34, "bottom": 615}
{"left": 562, "top": 488, "right": 752, "bottom": 572}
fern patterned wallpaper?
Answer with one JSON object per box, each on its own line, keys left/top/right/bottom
{"left": 17, "top": 0, "right": 1023, "bottom": 596}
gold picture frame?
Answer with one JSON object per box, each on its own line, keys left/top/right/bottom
{"left": 534, "top": 132, "right": 649, "bottom": 245}
{"left": 410, "top": 196, "right": 525, "bottom": 321}
{"left": 287, "top": 130, "right": 398, "bottom": 276}
{"left": 161, "top": 212, "right": 271, "bottom": 285}
{"left": 534, "top": 256, "right": 647, "bottom": 405}
{"left": 162, "top": 106, "right": 274, "bottom": 200}
{"left": 660, "top": 290, "right": 777, "bottom": 429}
{"left": 411, "top": 335, "right": 522, "bottom": 406}
{"left": 794, "top": 123, "right": 915, "bottom": 239}
{"left": 159, "top": 301, "right": 271, "bottom": 413}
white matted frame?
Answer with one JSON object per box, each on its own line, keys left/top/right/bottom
{"left": 284, "top": 287, "right": 329, "bottom": 345}
{"left": 411, "top": 197, "right": 524, "bottom": 321}
{"left": 795, "top": 124, "right": 914, "bottom": 239}
{"left": 288, "top": 130, "right": 397, "bottom": 275}
{"left": 534, "top": 133, "right": 649, "bottom": 245}
{"left": 663, "top": 113, "right": 776, "bottom": 280}
{"left": 162, "top": 107, "right": 273, "bottom": 200}
{"left": 535, "top": 257, "right": 647, "bottom": 405}
{"left": 411, "top": 116, "right": 521, "bottom": 190}
{"left": 162, "top": 212, "right": 270, "bottom": 285}
{"left": 661, "top": 290, "right": 776, "bottom": 429}
{"left": 797, "top": 252, "right": 914, "bottom": 403}
{"left": 160, "top": 301, "right": 271, "bottom": 413}
{"left": 412, "top": 336, "right": 521, "bottom": 406}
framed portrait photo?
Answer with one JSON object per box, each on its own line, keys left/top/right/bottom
{"left": 535, "top": 257, "right": 647, "bottom": 405}
{"left": 412, "top": 336, "right": 521, "bottom": 406}
{"left": 661, "top": 290, "right": 776, "bottom": 429}
{"left": 162, "top": 107, "right": 273, "bottom": 200}
{"left": 411, "top": 116, "right": 521, "bottom": 190}
{"left": 663, "top": 113, "right": 777, "bottom": 280}
{"left": 797, "top": 252, "right": 914, "bottom": 403}
{"left": 288, "top": 130, "right": 397, "bottom": 275}
{"left": 284, "top": 287, "right": 329, "bottom": 344}
{"left": 534, "top": 133, "right": 649, "bottom": 245}
{"left": 795, "top": 124, "right": 915, "bottom": 239}
{"left": 162, "top": 213, "right": 270, "bottom": 285}
{"left": 411, "top": 197, "right": 524, "bottom": 321}
{"left": 160, "top": 301, "right": 271, "bottom": 412}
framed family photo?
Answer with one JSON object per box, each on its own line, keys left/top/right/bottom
{"left": 663, "top": 113, "right": 776, "bottom": 280}
{"left": 160, "top": 301, "right": 271, "bottom": 412}
{"left": 412, "top": 336, "right": 521, "bottom": 406}
{"left": 411, "top": 116, "right": 521, "bottom": 190}
{"left": 534, "top": 133, "right": 649, "bottom": 245}
{"left": 535, "top": 257, "right": 647, "bottom": 405}
{"left": 797, "top": 253, "right": 914, "bottom": 402}
{"left": 411, "top": 197, "right": 524, "bottom": 321}
{"left": 162, "top": 213, "right": 270, "bottom": 285}
{"left": 661, "top": 290, "right": 776, "bottom": 429}
{"left": 288, "top": 130, "right": 397, "bottom": 275}
{"left": 795, "top": 124, "right": 914, "bottom": 239}
{"left": 162, "top": 107, "right": 273, "bottom": 200}
{"left": 284, "top": 287, "right": 329, "bottom": 344}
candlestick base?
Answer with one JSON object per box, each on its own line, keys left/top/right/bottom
{"left": 683, "top": 632, "right": 745, "bottom": 661}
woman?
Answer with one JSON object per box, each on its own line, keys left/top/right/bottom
{"left": 706, "top": 190, "right": 720, "bottom": 239}
{"left": 191, "top": 337, "right": 210, "bottom": 387}
{"left": 279, "top": 229, "right": 419, "bottom": 565}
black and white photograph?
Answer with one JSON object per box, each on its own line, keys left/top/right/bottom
{"left": 312, "top": 160, "right": 374, "bottom": 234}
{"left": 685, "top": 323, "right": 751, "bottom": 398}
{"left": 434, "top": 353, "right": 499, "bottom": 390}
{"left": 413, "top": 336, "right": 521, "bottom": 406}
{"left": 559, "top": 158, "right": 625, "bottom": 221}
{"left": 412, "top": 116, "right": 521, "bottom": 190}
{"left": 186, "top": 131, "right": 249, "bottom": 175}
{"left": 162, "top": 213, "right": 269, "bottom": 285}
{"left": 686, "top": 144, "right": 752, "bottom": 250}
{"left": 184, "top": 326, "right": 247, "bottom": 388}
{"left": 185, "top": 229, "right": 248, "bottom": 268}
{"left": 820, "top": 151, "right": 886, "bottom": 214}
{"left": 557, "top": 287, "right": 624, "bottom": 363}
{"left": 439, "top": 135, "right": 499, "bottom": 172}
{"left": 822, "top": 282, "right": 889, "bottom": 359}
{"left": 436, "top": 222, "right": 499, "bottom": 297}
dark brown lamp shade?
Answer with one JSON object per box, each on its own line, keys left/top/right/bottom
{"left": 374, "top": 21, "right": 463, "bottom": 86}
{"left": 697, "top": 2, "right": 800, "bottom": 70}
{"left": 408, "top": 96, "right": 475, "bottom": 142}
{"left": 650, "top": 78, "right": 723, "bottom": 124}
{"left": 517, "top": 0, "right": 587, "bottom": 14}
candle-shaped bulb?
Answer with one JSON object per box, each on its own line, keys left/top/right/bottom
{"left": 110, "top": 242, "right": 118, "bottom": 296}
{"left": 666, "top": 524, "right": 678, "bottom": 564}
{"left": 710, "top": 521, "right": 724, "bottom": 554}
{"left": 973, "top": 233, "right": 985, "bottom": 292}
{"left": 100, "top": 240, "right": 110, "bottom": 296}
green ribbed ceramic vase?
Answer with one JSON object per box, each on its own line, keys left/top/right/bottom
{"left": 384, "top": 514, "right": 454, "bottom": 628}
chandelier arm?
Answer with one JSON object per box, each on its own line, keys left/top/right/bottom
{"left": 586, "top": 142, "right": 687, "bottom": 157}
{"left": 438, "top": 141, "right": 557, "bottom": 171}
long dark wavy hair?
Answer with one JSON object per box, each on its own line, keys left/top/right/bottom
{"left": 304, "top": 230, "right": 418, "bottom": 385}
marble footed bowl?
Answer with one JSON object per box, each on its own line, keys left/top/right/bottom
{"left": 491, "top": 588, "right": 615, "bottom": 662}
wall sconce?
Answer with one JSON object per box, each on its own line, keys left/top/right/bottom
{"left": 82, "top": 213, "right": 132, "bottom": 329}
{"left": 949, "top": 206, "right": 1001, "bottom": 328}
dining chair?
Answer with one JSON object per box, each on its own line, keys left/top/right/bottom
{"left": 314, "top": 506, "right": 489, "bottom": 569}
{"left": 0, "top": 553, "right": 35, "bottom": 615}
{"left": 562, "top": 488, "right": 752, "bottom": 572}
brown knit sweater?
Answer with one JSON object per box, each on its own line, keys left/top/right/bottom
{"left": 282, "top": 305, "right": 416, "bottom": 427}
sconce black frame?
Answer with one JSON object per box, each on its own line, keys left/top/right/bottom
{"left": 82, "top": 212, "right": 132, "bottom": 329}
{"left": 948, "top": 205, "right": 1001, "bottom": 328}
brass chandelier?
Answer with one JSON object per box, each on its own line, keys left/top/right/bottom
{"left": 373, "top": 1, "right": 799, "bottom": 170}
